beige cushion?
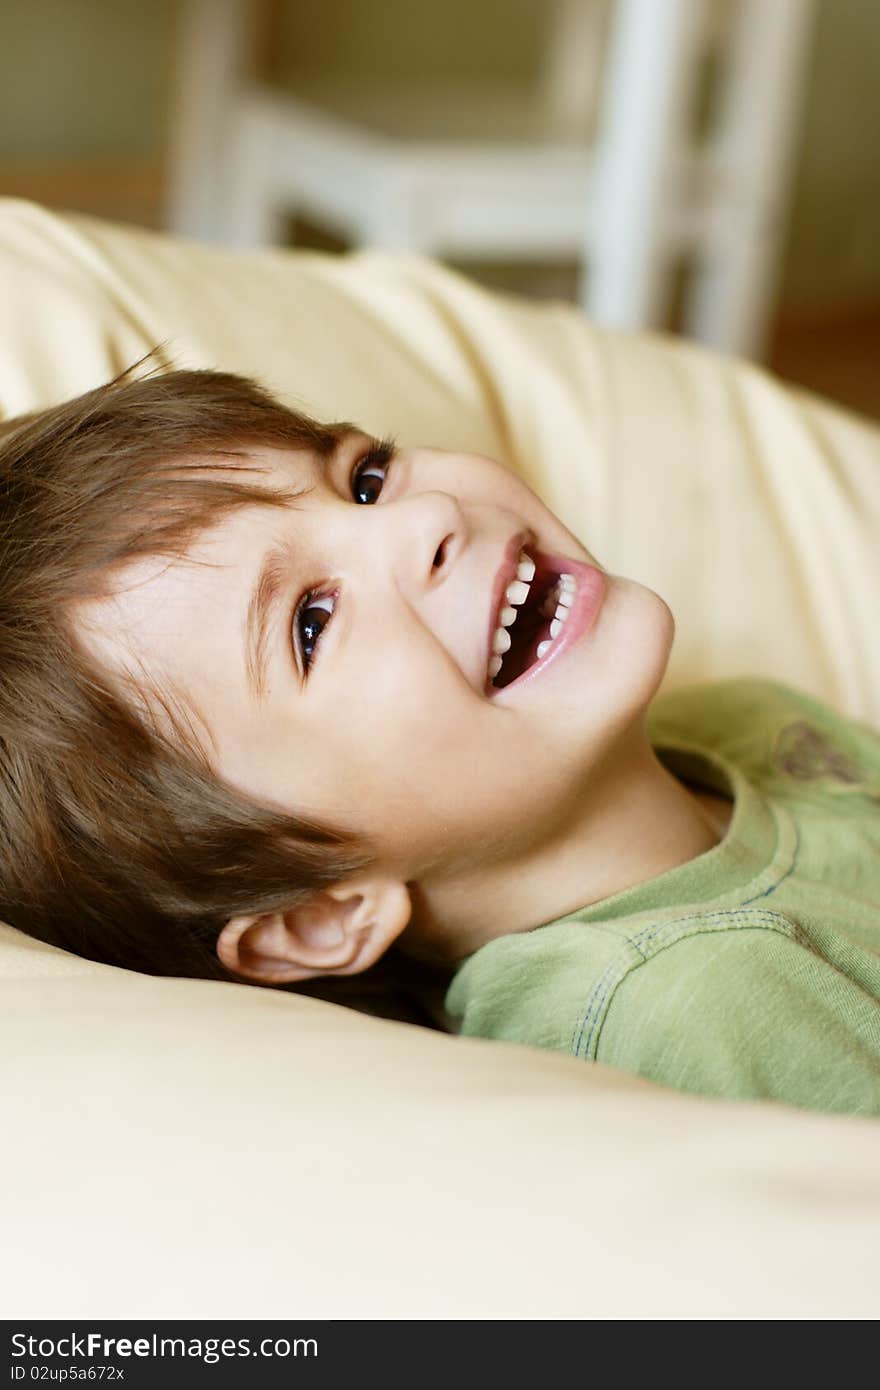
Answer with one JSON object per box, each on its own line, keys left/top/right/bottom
{"left": 1, "top": 198, "right": 879, "bottom": 1317}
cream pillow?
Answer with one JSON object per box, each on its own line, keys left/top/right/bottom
{"left": 1, "top": 199, "right": 878, "bottom": 1319}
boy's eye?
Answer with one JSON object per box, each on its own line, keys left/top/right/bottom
{"left": 350, "top": 437, "right": 396, "bottom": 504}
{"left": 295, "top": 589, "right": 337, "bottom": 674}
{"left": 294, "top": 436, "right": 398, "bottom": 674}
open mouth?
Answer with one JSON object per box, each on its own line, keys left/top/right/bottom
{"left": 486, "top": 547, "right": 576, "bottom": 692}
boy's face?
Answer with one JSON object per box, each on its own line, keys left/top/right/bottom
{"left": 74, "top": 432, "right": 672, "bottom": 947}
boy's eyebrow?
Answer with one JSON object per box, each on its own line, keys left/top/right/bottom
{"left": 244, "top": 428, "right": 357, "bottom": 701}
{"left": 245, "top": 536, "right": 299, "bottom": 702}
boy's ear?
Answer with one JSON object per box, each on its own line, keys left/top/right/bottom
{"left": 215, "top": 876, "right": 412, "bottom": 985}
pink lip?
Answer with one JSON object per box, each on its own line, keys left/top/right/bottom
{"left": 488, "top": 552, "right": 606, "bottom": 699}
{"left": 485, "top": 530, "right": 531, "bottom": 683}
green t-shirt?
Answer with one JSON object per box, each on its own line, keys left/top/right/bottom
{"left": 445, "top": 680, "right": 880, "bottom": 1115}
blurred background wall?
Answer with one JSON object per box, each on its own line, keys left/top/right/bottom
{"left": 1, "top": 0, "right": 877, "bottom": 418}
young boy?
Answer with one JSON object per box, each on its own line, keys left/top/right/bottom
{"left": 1, "top": 364, "right": 879, "bottom": 1116}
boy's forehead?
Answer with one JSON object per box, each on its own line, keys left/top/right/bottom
{"left": 71, "top": 485, "right": 284, "bottom": 680}
{"left": 77, "top": 494, "right": 278, "bottom": 633}
{"left": 194, "top": 440, "right": 318, "bottom": 486}
{"left": 68, "top": 433, "right": 369, "bottom": 725}
{"left": 70, "top": 544, "right": 244, "bottom": 760}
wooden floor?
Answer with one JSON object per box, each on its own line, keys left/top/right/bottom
{"left": 767, "top": 308, "right": 880, "bottom": 424}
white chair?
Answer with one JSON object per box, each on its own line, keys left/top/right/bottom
{"left": 166, "top": 0, "right": 816, "bottom": 359}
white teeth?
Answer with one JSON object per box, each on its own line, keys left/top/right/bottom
{"left": 516, "top": 552, "right": 536, "bottom": 582}
{"left": 489, "top": 549, "right": 574, "bottom": 688}
{"left": 541, "top": 572, "right": 577, "bottom": 617}
{"left": 547, "top": 579, "right": 576, "bottom": 641}
{"left": 506, "top": 579, "right": 530, "bottom": 606}
{"left": 489, "top": 554, "right": 535, "bottom": 687}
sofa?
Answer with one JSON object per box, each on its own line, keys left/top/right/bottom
{"left": 1, "top": 198, "right": 878, "bottom": 1318}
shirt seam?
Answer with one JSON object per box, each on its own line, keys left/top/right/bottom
{"left": 569, "top": 908, "right": 802, "bottom": 1060}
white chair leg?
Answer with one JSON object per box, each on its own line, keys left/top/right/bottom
{"left": 165, "top": 0, "right": 250, "bottom": 243}
{"left": 358, "top": 171, "right": 430, "bottom": 254}
{"left": 222, "top": 94, "right": 289, "bottom": 248}
{"left": 583, "top": 0, "right": 706, "bottom": 329}
{"left": 685, "top": 0, "right": 817, "bottom": 359}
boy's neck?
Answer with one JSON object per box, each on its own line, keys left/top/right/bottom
{"left": 686, "top": 783, "right": 734, "bottom": 840}
{"left": 402, "top": 728, "right": 731, "bottom": 967}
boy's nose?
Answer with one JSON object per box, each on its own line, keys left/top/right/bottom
{"left": 377, "top": 490, "right": 466, "bottom": 598}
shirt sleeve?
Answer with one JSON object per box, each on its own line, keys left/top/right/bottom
{"left": 596, "top": 925, "right": 880, "bottom": 1115}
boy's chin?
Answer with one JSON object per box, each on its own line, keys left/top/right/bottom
{"left": 607, "top": 577, "right": 675, "bottom": 706}
{"left": 538, "top": 572, "right": 673, "bottom": 722}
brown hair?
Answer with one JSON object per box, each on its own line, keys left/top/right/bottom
{"left": 0, "top": 360, "right": 379, "bottom": 982}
